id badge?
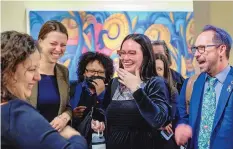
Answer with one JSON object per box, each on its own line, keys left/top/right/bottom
{"left": 92, "top": 131, "right": 106, "bottom": 149}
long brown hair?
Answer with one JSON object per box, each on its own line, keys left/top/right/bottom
{"left": 151, "top": 40, "right": 172, "bottom": 66}
{"left": 154, "top": 53, "right": 177, "bottom": 97}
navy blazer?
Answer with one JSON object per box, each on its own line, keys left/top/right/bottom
{"left": 177, "top": 67, "right": 233, "bottom": 149}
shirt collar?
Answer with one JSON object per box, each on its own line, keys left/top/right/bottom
{"left": 215, "top": 65, "right": 231, "bottom": 84}
{"left": 206, "top": 65, "right": 231, "bottom": 84}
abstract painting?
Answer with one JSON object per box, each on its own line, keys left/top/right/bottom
{"left": 28, "top": 11, "right": 195, "bottom": 81}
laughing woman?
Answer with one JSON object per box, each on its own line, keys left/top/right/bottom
{"left": 103, "top": 34, "right": 171, "bottom": 149}
{"left": 1, "top": 31, "right": 87, "bottom": 149}
{"left": 28, "top": 20, "right": 72, "bottom": 132}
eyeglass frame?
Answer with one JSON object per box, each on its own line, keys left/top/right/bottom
{"left": 117, "top": 50, "right": 137, "bottom": 57}
{"left": 85, "top": 69, "right": 105, "bottom": 75}
{"left": 191, "top": 44, "right": 220, "bottom": 54}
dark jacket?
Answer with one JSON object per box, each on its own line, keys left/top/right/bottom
{"left": 103, "top": 77, "right": 171, "bottom": 149}
{"left": 170, "top": 69, "right": 185, "bottom": 93}
{"left": 70, "top": 81, "right": 106, "bottom": 145}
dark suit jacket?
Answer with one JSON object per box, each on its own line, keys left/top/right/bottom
{"left": 27, "top": 63, "right": 72, "bottom": 118}
{"left": 177, "top": 67, "right": 233, "bottom": 149}
{"left": 170, "top": 69, "right": 184, "bottom": 93}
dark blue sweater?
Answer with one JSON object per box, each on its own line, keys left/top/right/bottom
{"left": 37, "top": 74, "right": 60, "bottom": 122}
{"left": 1, "top": 99, "right": 88, "bottom": 149}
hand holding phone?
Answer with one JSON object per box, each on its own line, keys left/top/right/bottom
{"left": 161, "top": 129, "right": 173, "bottom": 140}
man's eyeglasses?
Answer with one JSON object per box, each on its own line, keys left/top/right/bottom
{"left": 85, "top": 69, "right": 105, "bottom": 75}
{"left": 117, "top": 50, "right": 136, "bottom": 57}
{"left": 191, "top": 45, "right": 218, "bottom": 54}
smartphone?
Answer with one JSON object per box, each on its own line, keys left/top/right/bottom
{"left": 160, "top": 130, "right": 173, "bottom": 140}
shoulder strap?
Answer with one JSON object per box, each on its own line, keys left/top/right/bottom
{"left": 185, "top": 74, "right": 199, "bottom": 114}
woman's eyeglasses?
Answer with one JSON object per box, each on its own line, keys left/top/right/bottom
{"left": 85, "top": 69, "right": 105, "bottom": 75}
{"left": 117, "top": 50, "right": 136, "bottom": 57}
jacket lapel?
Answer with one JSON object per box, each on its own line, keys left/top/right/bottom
{"left": 27, "top": 82, "right": 38, "bottom": 108}
{"left": 190, "top": 73, "right": 206, "bottom": 128}
{"left": 212, "top": 67, "right": 233, "bottom": 131}
{"left": 55, "top": 64, "right": 67, "bottom": 115}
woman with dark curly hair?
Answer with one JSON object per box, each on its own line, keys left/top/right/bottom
{"left": 70, "top": 51, "right": 114, "bottom": 144}
{"left": 1, "top": 31, "right": 87, "bottom": 149}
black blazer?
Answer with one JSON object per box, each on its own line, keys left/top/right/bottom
{"left": 170, "top": 69, "right": 184, "bottom": 93}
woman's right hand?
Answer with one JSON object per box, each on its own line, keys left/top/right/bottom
{"left": 164, "top": 123, "right": 173, "bottom": 134}
{"left": 60, "top": 125, "right": 80, "bottom": 139}
{"left": 91, "top": 120, "right": 105, "bottom": 132}
{"left": 158, "top": 123, "right": 173, "bottom": 134}
{"left": 73, "top": 106, "right": 87, "bottom": 118}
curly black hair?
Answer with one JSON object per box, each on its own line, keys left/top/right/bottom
{"left": 1, "top": 31, "right": 39, "bottom": 101}
{"left": 77, "top": 51, "right": 114, "bottom": 84}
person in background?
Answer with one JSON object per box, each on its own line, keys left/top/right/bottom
{"left": 28, "top": 20, "right": 71, "bottom": 132}
{"left": 103, "top": 34, "right": 171, "bottom": 149}
{"left": 151, "top": 40, "right": 184, "bottom": 93}
{"left": 175, "top": 25, "right": 233, "bottom": 149}
{"left": 1, "top": 30, "right": 87, "bottom": 149}
{"left": 154, "top": 53, "right": 179, "bottom": 149}
{"left": 70, "top": 51, "right": 114, "bottom": 144}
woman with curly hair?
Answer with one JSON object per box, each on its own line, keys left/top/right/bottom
{"left": 70, "top": 51, "right": 114, "bottom": 144}
{"left": 1, "top": 31, "right": 87, "bottom": 149}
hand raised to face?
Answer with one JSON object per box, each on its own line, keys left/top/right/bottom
{"left": 91, "top": 78, "right": 106, "bottom": 96}
{"left": 117, "top": 68, "right": 142, "bottom": 93}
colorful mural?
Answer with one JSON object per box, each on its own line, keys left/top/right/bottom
{"left": 29, "top": 11, "right": 195, "bottom": 81}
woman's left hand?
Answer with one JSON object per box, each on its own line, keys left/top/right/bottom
{"left": 50, "top": 115, "right": 69, "bottom": 132}
{"left": 117, "top": 68, "right": 142, "bottom": 92}
{"left": 91, "top": 120, "right": 105, "bottom": 132}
